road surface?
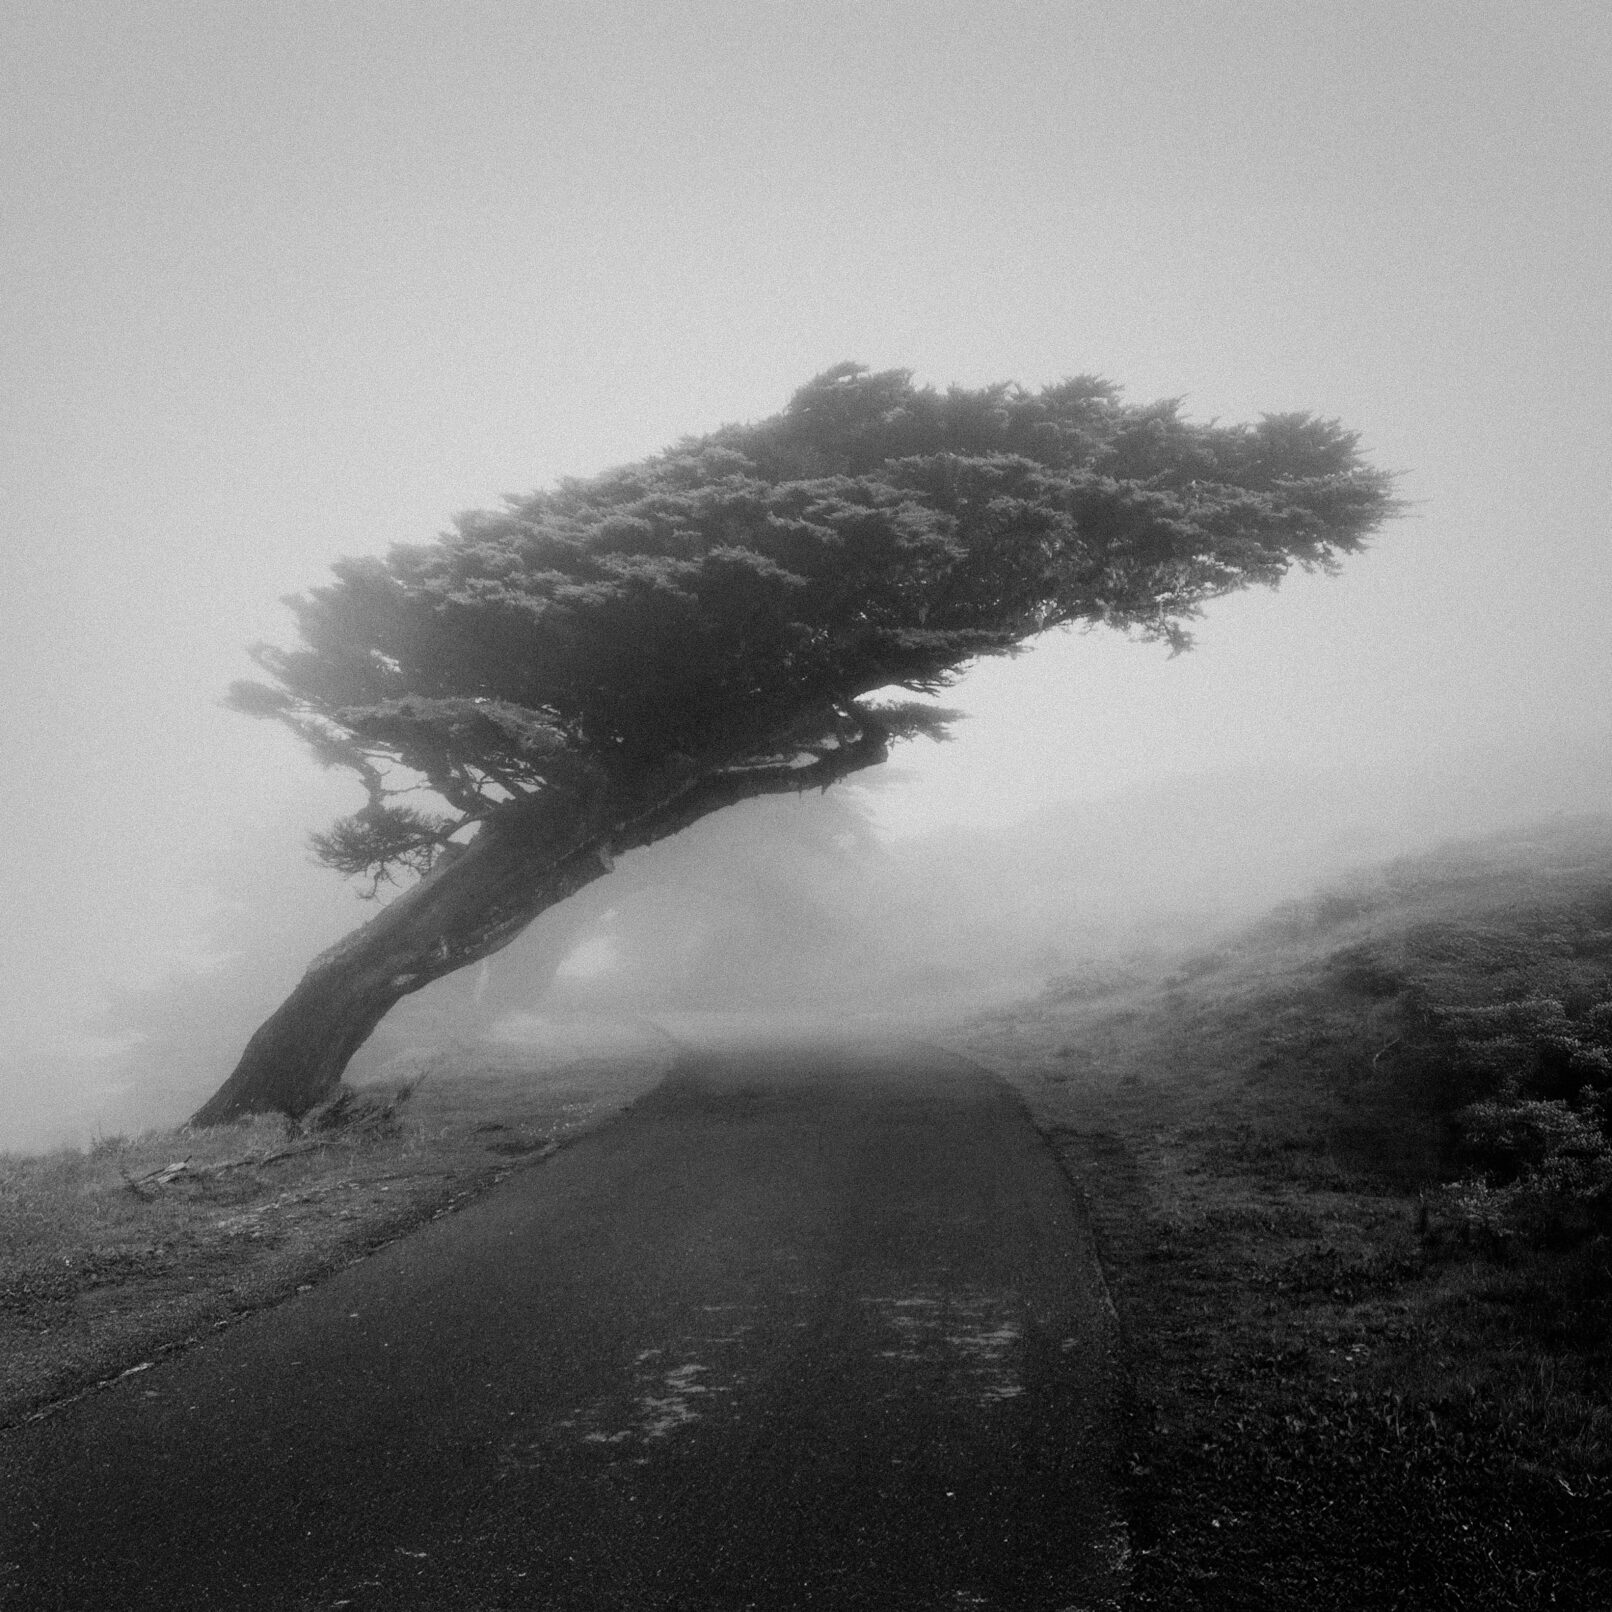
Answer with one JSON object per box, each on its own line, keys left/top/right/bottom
{"left": 1, "top": 1037, "right": 1126, "bottom": 1610}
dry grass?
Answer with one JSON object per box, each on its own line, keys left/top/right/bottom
{"left": 0, "top": 1027, "right": 673, "bottom": 1426}
{"left": 945, "top": 818, "right": 1612, "bottom": 1609}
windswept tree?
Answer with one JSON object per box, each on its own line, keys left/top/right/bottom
{"left": 193, "top": 365, "right": 1397, "bottom": 1123}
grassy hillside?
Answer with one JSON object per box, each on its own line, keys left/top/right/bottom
{"left": 953, "top": 814, "right": 1612, "bottom": 1609}
{"left": 6, "top": 817, "right": 1610, "bottom": 1605}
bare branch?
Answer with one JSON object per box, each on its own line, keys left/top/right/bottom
{"left": 611, "top": 714, "right": 891, "bottom": 858}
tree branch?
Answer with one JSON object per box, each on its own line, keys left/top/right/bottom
{"left": 609, "top": 715, "right": 891, "bottom": 858}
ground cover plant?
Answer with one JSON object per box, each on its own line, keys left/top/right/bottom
{"left": 951, "top": 815, "right": 1612, "bottom": 1608}
{"left": 0, "top": 1025, "right": 672, "bottom": 1427}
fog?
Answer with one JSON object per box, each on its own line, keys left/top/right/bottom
{"left": 3, "top": 6, "right": 1609, "bottom": 1150}
{"left": 6, "top": 726, "right": 1606, "bottom": 1153}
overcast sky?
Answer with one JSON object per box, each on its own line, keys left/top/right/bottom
{"left": 3, "top": 1, "right": 1609, "bottom": 1066}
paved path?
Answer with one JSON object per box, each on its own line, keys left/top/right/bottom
{"left": 1, "top": 1038, "right": 1126, "bottom": 1610}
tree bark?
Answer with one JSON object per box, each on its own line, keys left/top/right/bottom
{"left": 190, "top": 801, "right": 617, "bottom": 1125}
{"left": 191, "top": 721, "right": 892, "bottom": 1125}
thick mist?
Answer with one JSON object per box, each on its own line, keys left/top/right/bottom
{"left": 4, "top": 8, "right": 1608, "bottom": 1151}
{"left": 6, "top": 727, "right": 1606, "bottom": 1154}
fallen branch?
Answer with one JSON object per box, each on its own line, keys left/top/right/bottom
{"left": 122, "top": 1158, "right": 192, "bottom": 1192}
{"left": 121, "top": 1081, "right": 423, "bottom": 1195}
{"left": 122, "top": 1138, "right": 342, "bottom": 1195}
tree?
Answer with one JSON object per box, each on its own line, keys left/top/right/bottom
{"left": 191, "top": 364, "right": 1397, "bottom": 1124}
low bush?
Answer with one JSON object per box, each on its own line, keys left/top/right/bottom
{"left": 1407, "top": 986, "right": 1612, "bottom": 1244}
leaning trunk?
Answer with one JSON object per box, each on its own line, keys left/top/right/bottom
{"left": 192, "top": 717, "right": 894, "bottom": 1126}
{"left": 190, "top": 803, "right": 614, "bottom": 1126}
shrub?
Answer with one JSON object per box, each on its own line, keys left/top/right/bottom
{"left": 1457, "top": 1097, "right": 1607, "bottom": 1179}
{"left": 1411, "top": 988, "right": 1612, "bottom": 1244}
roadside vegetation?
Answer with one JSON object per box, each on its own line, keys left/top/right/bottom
{"left": 0, "top": 1030, "right": 671, "bottom": 1426}
{"left": 953, "top": 814, "right": 1612, "bottom": 1608}
{"left": 7, "top": 817, "right": 1611, "bottom": 1605}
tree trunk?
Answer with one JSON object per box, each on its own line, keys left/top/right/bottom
{"left": 190, "top": 803, "right": 614, "bottom": 1125}
{"left": 191, "top": 719, "right": 893, "bottom": 1126}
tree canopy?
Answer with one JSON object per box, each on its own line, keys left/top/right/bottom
{"left": 233, "top": 363, "right": 1397, "bottom": 892}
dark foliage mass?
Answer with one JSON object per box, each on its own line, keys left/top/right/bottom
{"left": 1310, "top": 836, "right": 1612, "bottom": 1245}
{"left": 231, "top": 364, "right": 1397, "bottom": 888}
{"left": 1416, "top": 993, "right": 1612, "bottom": 1243}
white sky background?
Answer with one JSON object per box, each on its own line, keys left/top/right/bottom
{"left": 2, "top": 2, "right": 1609, "bottom": 1068}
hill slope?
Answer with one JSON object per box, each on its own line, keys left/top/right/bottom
{"left": 953, "top": 814, "right": 1612, "bottom": 1608}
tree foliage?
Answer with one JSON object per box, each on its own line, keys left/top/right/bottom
{"left": 192, "top": 364, "right": 1397, "bottom": 1124}
{"left": 232, "top": 364, "right": 1398, "bottom": 888}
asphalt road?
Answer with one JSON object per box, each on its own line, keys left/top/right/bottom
{"left": 1, "top": 1037, "right": 1126, "bottom": 1611}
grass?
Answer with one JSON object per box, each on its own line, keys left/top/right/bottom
{"left": 6, "top": 823, "right": 1612, "bottom": 1604}
{"left": 0, "top": 1025, "right": 673, "bottom": 1426}
{"left": 946, "top": 815, "right": 1612, "bottom": 1608}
